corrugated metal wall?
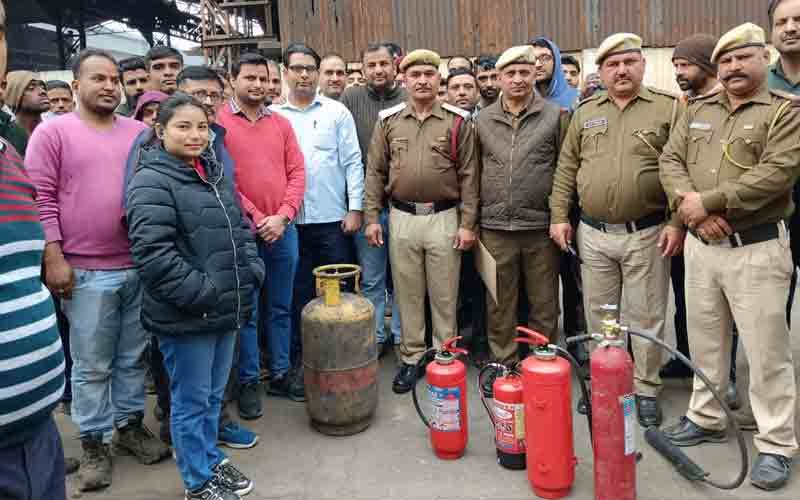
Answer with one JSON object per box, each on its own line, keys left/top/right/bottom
{"left": 278, "top": 0, "right": 769, "bottom": 60}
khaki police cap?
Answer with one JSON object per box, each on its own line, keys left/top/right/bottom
{"left": 399, "top": 49, "right": 441, "bottom": 72}
{"left": 595, "top": 33, "right": 643, "bottom": 65}
{"left": 711, "top": 23, "right": 766, "bottom": 63}
{"left": 496, "top": 45, "right": 536, "bottom": 71}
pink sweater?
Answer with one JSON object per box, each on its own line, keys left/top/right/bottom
{"left": 216, "top": 104, "right": 305, "bottom": 223}
{"left": 25, "top": 113, "right": 147, "bottom": 270}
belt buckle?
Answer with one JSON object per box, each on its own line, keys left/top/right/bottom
{"left": 602, "top": 222, "right": 628, "bottom": 234}
{"left": 415, "top": 202, "right": 435, "bottom": 216}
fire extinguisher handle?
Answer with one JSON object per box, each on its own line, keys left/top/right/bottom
{"left": 513, "top": 326, "right": 549, "bottom": 346}
{"left": 442, "top": 336, "right": 469, "bottom": 356}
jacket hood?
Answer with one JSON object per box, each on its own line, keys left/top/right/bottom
{"left": 530, "top": 37, "right": 579, "bottom": 110}
{"left": 138, "top": 145, "right": 223, "bottom": 184}
{"left": 133, "top": 91, "right": 170, "bottom": 121}
{"left": 5, "top": 71, "right": 38, "bottom": 114}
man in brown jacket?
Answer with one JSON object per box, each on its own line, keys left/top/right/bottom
{"left": 364, "top": 49, "right": 479, "bottom": 394}
{"left": 476, "top": 45, "right": 563, "bottom": 393}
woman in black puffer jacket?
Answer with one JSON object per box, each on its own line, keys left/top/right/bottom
{"left": 126, "top": 94, "right": 264, "bottom": 500}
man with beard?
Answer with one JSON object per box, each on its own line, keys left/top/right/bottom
{"left": 364, "top": 49, "right": 479, "bottom": 394}
{"left": 319, "top": 54, "right": 347, "bottom": 100}
{"left": 661, "top": 23, "right": 799, "bottom": 491}
{"left": 144, "top": 46, "right": 183, "bottom": 95}
{"left": 25, "top": 48, "right": 170, "bottom": 492}
{"left": 272, "top": 43, "right": 363, "bottom": 397}
{"left": 4, "top": 72, "right": 49, "bottom": 136}
{"left": 530, "top": 37, "right": 579, "bottom": 110}
{"left": 550, "top": 33, "right": 684, "bottom": 427}
{"left": 768, "top": 0, "right": 800, "bottom": 338}
{"left": 475, "top": 55, "right": 500, "bottom": 110}
{"left": 117, "top": 57, "right": 148, "bottom": 116}
{"left": 341, "top": 43, "right": 406, "bottom": 356}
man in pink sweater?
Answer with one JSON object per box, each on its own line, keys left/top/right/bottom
{"left": 217, "top": 53, "right": 306, "bottom": 416}
{"left": 25, "top": 49, "right": 169, "bottom": 492}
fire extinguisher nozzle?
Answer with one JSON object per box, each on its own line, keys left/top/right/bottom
{"left": 644, "top": 427, "right": 707, "bottom": 482}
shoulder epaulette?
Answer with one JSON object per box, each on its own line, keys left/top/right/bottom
{"left": 441, "top": 102, "right": 471, "bottom": 119}
{"left": 576, "top": 92, "right": 602, "bottom": 108}
{"left": 769, "top": 89, "right": 798, "bottom": 101}
{"left": 379, "top": 103, "right": 406, "bottom": 121}
{"left": 691, "top": 89, "right": 723, "bottom": 102}
{"left": 647, "top": 86, "right": 679, "bottom": 100}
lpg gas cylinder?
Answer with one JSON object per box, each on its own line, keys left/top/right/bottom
{"left": 302, "top": 264, "right": 376, "bottom": 435}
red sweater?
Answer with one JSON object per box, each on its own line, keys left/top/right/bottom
{"left": 217, "top": 103, "right": 305, "bottom": 223}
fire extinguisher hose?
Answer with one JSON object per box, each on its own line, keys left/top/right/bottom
{"left": 411, "top": 348, "right": 439, "bottom": 428}
{"left": 552, "top": 346, "right": 593, "bottom": 441}
{"left": 567, "top": 329, "right": 748, "bottom": 490}
{"left": 477, "top": 363, "right": 507, "bottom": 428}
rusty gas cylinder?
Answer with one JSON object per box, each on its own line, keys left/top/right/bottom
{"left": 302, "top": 264, "right": 377, "bottom": 435}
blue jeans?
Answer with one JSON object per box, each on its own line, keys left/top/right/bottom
{"left": 292, "top": 222, "right": 353, "bottom": 364}
{"left": 239, "top": 225, "right": 299, "bottom": 382}
{"left": 158, "top": 331, "right": 235, "bottom": 491}
{"left": 61, "top": 268, "right": 146, "bottom": 440}
{"left": 354, "top": 209, "right": 401, "bottom": 344}
{"left": 0, "top": 417, "right": 66, "bottom": 500}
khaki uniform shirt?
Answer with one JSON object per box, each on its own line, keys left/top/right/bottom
{"left": 364, "top": 101, "right": 480, "bottom": 230}
{"left": 660, "top": 86, "right": 800, "bottom": 232}
{"left": 550, "top": 86, "right": 682, "bottom": 225}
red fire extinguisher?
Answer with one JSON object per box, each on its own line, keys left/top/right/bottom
{"left": 589, "top": 306, "right": 636, "bottom": 500}
{"left": 478, "top": 363, "right": 526, "bottom": 470}
{"left": 515, "top": 327, "right": 576, "bottom": 500}
{"left": 412, "top": 337, "right": 469, "bottom": 460}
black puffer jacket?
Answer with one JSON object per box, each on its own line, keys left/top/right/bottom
{"left": 126, "top": 145, "right": 264, "bottom": 336}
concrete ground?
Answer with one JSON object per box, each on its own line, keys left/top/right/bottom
{"left": 57, "top": 297, "right": 800, "bottom": 500}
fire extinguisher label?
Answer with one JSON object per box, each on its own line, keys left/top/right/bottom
{"left": 494, "top": 401, "right": 525, "bottom": 453}
{"left": 621, "top": 394, "right": 636, "bottom": 455}
{"left": 428, "top": 385, "right": 461, "bottom": 432}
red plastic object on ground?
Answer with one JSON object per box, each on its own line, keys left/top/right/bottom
{"left": 515, "top": 327, "right": 576, "bottom": 499}
{"left": 424, "top": 337, "right": 469, "bottom": 459}
{"left": 590, "top": 335, "right": 636, "bottom": 500}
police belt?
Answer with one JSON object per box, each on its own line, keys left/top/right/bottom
{"left": 690, "top": 220, "right": 784, "bottom": 248}
{"left": 391, "top": 199, "right": 457, "bottom": 216}
{"left": 580, "top": 212, "right": 666, "bottom": 234}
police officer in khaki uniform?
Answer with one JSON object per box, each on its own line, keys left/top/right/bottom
{"left": 549, "top": 33, "right": 685, "bottom": 426}
{"left": 660, "top": 23, "right": 799, "bottom": 491}
{"left": 364, "top": 49, "right": 479, "bottom": 394}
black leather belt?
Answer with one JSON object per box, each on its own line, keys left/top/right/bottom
{"left": 691, "top": 221, "right": 783, "bottom": 248}
{"left": 391, "top": 199, "right": 457, "bottom": 216}
{"left": 580, "top": 212, "right": 666, "bottom": 234}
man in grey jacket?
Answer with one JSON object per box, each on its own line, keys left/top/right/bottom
{"left": 476, "top": 45, "right": 564, "bottom": 393}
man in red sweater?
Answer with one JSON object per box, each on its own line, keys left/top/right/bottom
{"left": 217, "top": 53, "right": 306, "bottom": 416}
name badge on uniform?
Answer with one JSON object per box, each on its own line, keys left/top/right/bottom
{"left": 583, "top": 118, "right": 608, "bottom": 129}
{"left": 743, "top": 124, "right": 754, "bottom": 130}
{"left": 689, "top": 122, "right": 712, "bottom": 131}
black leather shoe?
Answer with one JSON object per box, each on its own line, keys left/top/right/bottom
{"left": 659, "top": 358, "right": 693, "bottom": 379}
{"left": 725, "top": 383, "right": 741, "bottom": 411}
{"left": 636, "top": 396, "right": 662, "bottom": 427}
{"left": 577, "top": 396, "right": 589, "bottom": 415}
{"left": 392, "top": 363, "right": 418, "bottom": 394}
{"left": 751, "top": 453, "right": 792, "bottom": 491}
{"left": 663, "top": 416, "right": 727, "bottom": 447}
{"left": 237, "top": 382, "right": 263, "bottom": 420}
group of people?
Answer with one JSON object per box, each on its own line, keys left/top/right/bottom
{"left": 2, "top": 0, "right": 800, "bottom": 498}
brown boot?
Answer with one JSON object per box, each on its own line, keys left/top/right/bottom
{"left": 77, "top": 436, "right": 112, "bottom": 491}
{"left": 112, "top": 414, "right": 170, "bottom": 465}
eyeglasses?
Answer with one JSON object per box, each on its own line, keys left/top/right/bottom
{"left": 189, "top": 90, "right": 223, "bottom": 104}
{"left": 535, "top": 54, "right": 554, "bottom": 64}
{"left": 288, "top": 64, "right": 318, "bottom": 75}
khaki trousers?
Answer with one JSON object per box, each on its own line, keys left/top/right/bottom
{"left": 684, "top": 228, "right": 798, "bottom": 457}
{"left": 389, "top": 207, "right": 461, "bottom": 364}
{"left": 482, "top": 229, "right": 560, "bottom": 364}
{"left": 577, "top": 221, "right": 669, "bottom": 397}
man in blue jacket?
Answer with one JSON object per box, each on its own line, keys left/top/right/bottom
{"left": 530, "top": 37, "right": 580, "bottom": 110}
